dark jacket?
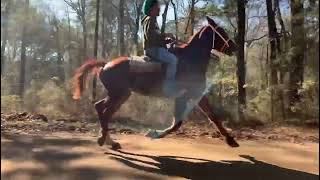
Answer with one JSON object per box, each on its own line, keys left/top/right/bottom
{"left": 141, "top": 15, "right": 166, "bottom": 49}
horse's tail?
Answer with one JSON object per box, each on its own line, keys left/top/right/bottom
{"left": 72, "top": 59, "right": 106, "bottom": 100}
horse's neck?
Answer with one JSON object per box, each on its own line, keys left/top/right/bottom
{"left": 175, "top": 46, "right": 210, "bottom": 77}
{"left": 176, "top": 44, "right": 210, "bottom": 63}
{"left": 174, "top": 32, "right": 212, "bottom": 74}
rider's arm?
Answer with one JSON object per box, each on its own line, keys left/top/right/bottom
{"left": 146, "top": 17, "right": 167, "bottom": 46}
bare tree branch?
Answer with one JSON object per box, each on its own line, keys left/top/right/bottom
{"left": 226, "top": 16, "right": 236, "bottom": 31}
{"left": 248, "top": 15, "right": 267, "bottom": 19}
{"left": 64, "top": 0, "right": 77, "bottom": 11}
{"left": 246, "top": 34, "right": 268, "bottom": 46}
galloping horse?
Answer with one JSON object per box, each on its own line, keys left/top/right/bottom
{"left": 72, "top": 17, "right": 239, "bottom": 149}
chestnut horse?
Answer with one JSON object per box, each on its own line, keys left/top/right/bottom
{"left": 72, "top": 17, "right": 239, "bottom": 149}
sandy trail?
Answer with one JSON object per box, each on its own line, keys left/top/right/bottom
{"left": 1, "top": 132, "right": 319, "bottom": 180}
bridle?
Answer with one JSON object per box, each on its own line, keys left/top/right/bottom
{"left": 199, "top": 24, "right": 231, "bottom": 53}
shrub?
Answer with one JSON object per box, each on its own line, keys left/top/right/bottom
{"left": 1, "top": 95, "right": 23, "bottom": 112}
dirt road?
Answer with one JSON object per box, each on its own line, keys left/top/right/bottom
{"left": 1, "top": 132, "right": 318, "bottom": 180}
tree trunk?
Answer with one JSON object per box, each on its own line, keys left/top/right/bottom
{"left": 171, "top": 0, "right": 179, "bottom": 40}
{"left": 219, "top": 81, "right": 223, "bottom": 105}
{"left": 92, "top": 0, "right": 101, "bottom": 102}
{"left": 76, "top": 25, "right": 79, "bottom": 41}
{"left": 185, "top": 0, "right": 196, "bottom": 37}
{"left": 134, "top": 0, "right": 143, "bottom": 55}
{"left": 67, "top": 7, "right": 71, "bottom": 43}
{"left": 161, "top": 0, "right": 170, "bottom": 34}
{"left": 66, "top": 6, "right": 72, "bottom": 80}
{"left": 266, "top": 0, "right": 278, "bottom": 86}
{"left": 83, "top": 22, "right": 87, "bottom": 59}
{"left": 259, "top": 44, "right": 265, "bottom": 89}
{"left": 236, "top": 0, "right": 246, "bottom": 120}
{"left": 1, "top": 0, "right": 11, "bottom": 75}
{"left": 274, "top": 0, "right": 288, "bottom": 84}
{"left": 289, "top": 0, "right": 305, "bottom": 105}
{"left": 266, "top": 42, "right": 269, "bottom": 87}
{"left": 274, "top": 0, "right": 288, "bottom": 51}
{"left": 19, "top": 0, "right": 29, "bottom": 98}
{"left": 101, "top": 1, "right": 106, "bottom": 58}
{"left": 266, "top": 0, "right": 279, "bottom": 121}
{"left": 93, "top": 0, "right": 100, "bottom": 59}
{"left": 56, "top": 24, "right": 64, "bottom": 83}
{"left": 81, "top": 0, "right": 87, "bottom": 62}
{"left": 50, "top": 16, "right": 65, "bottom": 83}
{"left": 245, "top": 44, "right": 249, "bottom": 63}
{"left": 12, "top": 40, "right": 17, "bottom": 61}
{"left": 118, "top": 0, "right": 125, "bottom": 55}
{"left": 190, "top": 0, "right": 195, "bottom": 35}
{"left": 274, "top": 0, "right": 286, "bottom": 120}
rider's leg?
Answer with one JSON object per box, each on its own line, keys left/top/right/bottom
{"left": 145, "top": 47, "right": 185, "bottom": 97}
{"left": 156, "top": 48, "right": 178, "bottom": 81}
{"left": 145, "top": 48, "right": 178, "bottom": 77}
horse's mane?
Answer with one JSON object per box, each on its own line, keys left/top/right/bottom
{"left": 176, "top": 26, "right": 207, "bottom": 48}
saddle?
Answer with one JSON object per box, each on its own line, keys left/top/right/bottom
{"left": 128, "top": 55, "right": 163, "bottom": 73}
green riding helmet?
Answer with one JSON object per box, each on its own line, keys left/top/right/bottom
{"left": 142, "top": 0, "right": 158, "bottom": 15}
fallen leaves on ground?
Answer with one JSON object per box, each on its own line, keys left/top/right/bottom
{"left": 1, "top": 112, "right": 318, "bottom": 144}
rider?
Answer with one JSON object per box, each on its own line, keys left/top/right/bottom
{"left": 141, "top": 0, "right": 185, "bottom": 97}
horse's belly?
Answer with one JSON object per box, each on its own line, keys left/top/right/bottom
{"left": 130, "top": 72, "right": 164, "bottom": 97}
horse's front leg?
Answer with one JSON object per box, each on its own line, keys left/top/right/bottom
{"left": 198, "top": 96, "right": 239, "bottom": 147}
{"left": 145, "top": 118, "right": 183, "bottom": 139}
{"left": 159, "top": 119, "right": 183, "bottom": 138}
{"left": 145, "top": 96, "right": 187, "bottom": 139}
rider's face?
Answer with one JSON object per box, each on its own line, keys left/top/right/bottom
{"left": 150, "top": 3, "right": 160, "bottom": 17}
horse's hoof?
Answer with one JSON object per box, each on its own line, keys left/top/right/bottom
{"left": 111, "top": 142, "right": 122, "bottom": 150}
{"left": 145, "top": 129, "right": 160, "bottom": 139}
{"left": 226, "top": 136, "right": 240, "bottom": 148}
{"left": 97, "top": 137, "right": 106, "bottom": 146}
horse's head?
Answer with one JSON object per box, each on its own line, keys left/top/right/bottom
{"left": 196, "top": 16, "right": 237, "bottom": 56}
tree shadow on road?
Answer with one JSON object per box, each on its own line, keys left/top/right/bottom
{"left": 106, "top": 150, "right": 319, "bottom": 180}
{"left": 1, "top": 133, "right": 161, "bottom": 180}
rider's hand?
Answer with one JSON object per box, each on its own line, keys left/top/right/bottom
{"left": 165, "top": 37, "right": 174, "bottom": 44}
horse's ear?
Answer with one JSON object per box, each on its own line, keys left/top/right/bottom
{"left": 206, "top": 16, "right": 216, "bottom": 26}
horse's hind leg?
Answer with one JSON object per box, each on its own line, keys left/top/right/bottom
{"left": 96, "top": 90, "right": 131, "bottom": 149}
{"left": 95, "top": 98, "right": 108, "bottom": 130}
{"left": 95, "top": 98, "right": 109, "bottom": 146}
{"left": 198, "top": 96, "right": 239, "bottom": 147}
